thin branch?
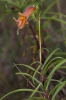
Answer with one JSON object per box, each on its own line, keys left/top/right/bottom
{"left": 14, "top": 63, "right": 43, "bottom": 97}
{"left": 29, "top": 22, "right": 39, "bottom": 49}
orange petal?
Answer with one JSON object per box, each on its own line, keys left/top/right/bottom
{"left": 18, "top": 18, "right": 26, "bottom": 29}
{"left": 23, "top": 6, "right": 36, "bottom": 19}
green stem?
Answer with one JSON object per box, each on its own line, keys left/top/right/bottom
{"left": 38, "top": 15, "right": 44, "bottom": 85}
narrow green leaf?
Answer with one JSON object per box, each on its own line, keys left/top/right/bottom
{"left": 29, "top": 83, "right": 42, "bottom": 98}
{"left": 49, "top": 78, "right": 64, "bottom": 96}
{"left": 14, "top": 63, "right": 40, "bottom": 74}
{"left": 43, "top": 57, "right": 63, "bottom": 76}
{"left": 0, "top": 89, "right": 43, "bottom": 100}
{"left": 41, "top": 16, "right": 66, "bottom": 25}
{"left": 0, "top": 0, "right": 21, "bottom": 10}
{"left": 47, "top": 12, "right": 66, "bottom": 19}
{"left": 43, "top": 48, "right": 60, "bottom": 69}
{"left": 33, "top": 65, "right": 40, "bottom": 84}
{"left": 45, "top": 59, "right": 66, "bottom": 90}
{"left": 16, "top": 72, "right": 41, "bottom": 85}
{"left": 51, "top": 81, "right": 66, "bottom": 100}
{"left": 43, "top": 0, "right": 59, "bottom": 15}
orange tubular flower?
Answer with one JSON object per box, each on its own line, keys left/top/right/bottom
{"left": 13, "top": 6, "right": 36, "bottom": 34}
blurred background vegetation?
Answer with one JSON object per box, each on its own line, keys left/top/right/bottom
{"left": 0, "top": 0, "right": 66, "bottom": 100}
